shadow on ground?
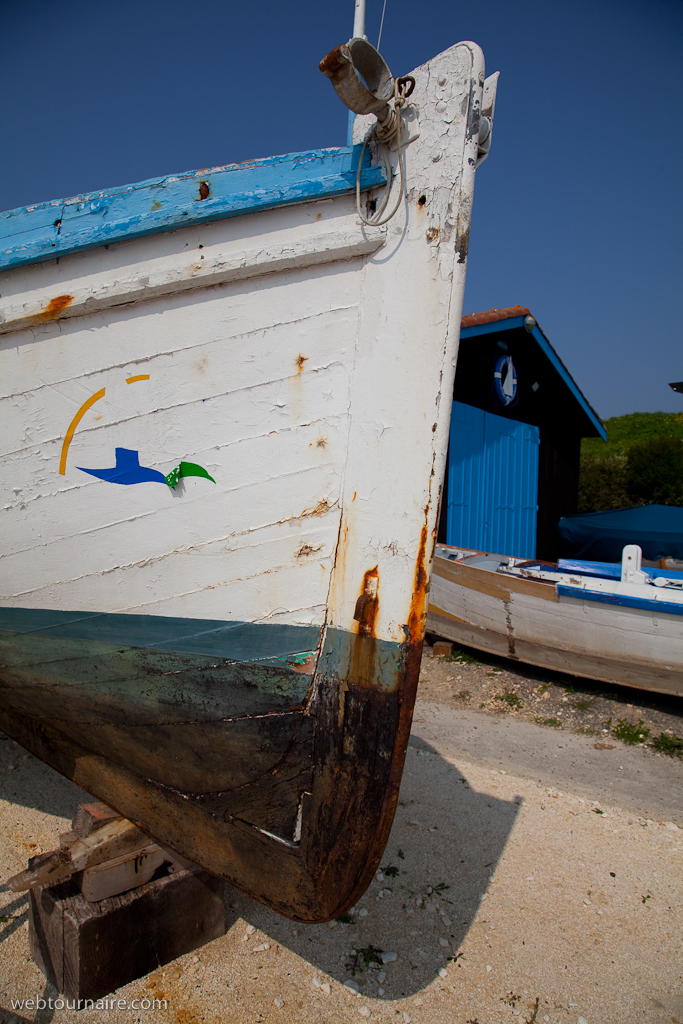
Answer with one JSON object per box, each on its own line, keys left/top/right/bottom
{"left": 234, "top": 738, "right": 520, "bottom": 1000}
{"left": 0, "top": 734, "right": 89, "bottom": 820}
{"left": 0, "top": 734, "right": 519, "bottom": 1006}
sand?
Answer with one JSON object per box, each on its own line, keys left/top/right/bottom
{"left": 1, "top": 653, "right": 682, "bottom": 1024}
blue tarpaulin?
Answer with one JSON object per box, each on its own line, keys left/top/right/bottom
{"left": 558, "top": 504, "right": 683, "bottom": 561}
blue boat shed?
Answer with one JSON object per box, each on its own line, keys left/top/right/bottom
{"left": 439, "top": 305, "right": 606, "bottom": 561}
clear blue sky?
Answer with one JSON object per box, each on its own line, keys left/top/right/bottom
{"left": 1, "top": 0, "right": 681, "bottom": 420}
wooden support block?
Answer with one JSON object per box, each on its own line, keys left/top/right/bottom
{"left": 81, "top": 844, "right": 167, "bottom": 902}
{"left": 72, "top": 801, "right": 119, "bottom": 838}
{"left": 432, "top": 640, "right": 454, "bottom": 658}
{"left": 29, "top": 865, "right": 225, "bottom": 1001}
{"left": 6, "top": 817, "right": 150, "bottom": 892}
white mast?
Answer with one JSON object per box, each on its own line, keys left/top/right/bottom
{"left": 352, "top": 0, "right": 366, "bottom": 38}
{"left": 347, "top": 0, "right": 367, "bottom": 144}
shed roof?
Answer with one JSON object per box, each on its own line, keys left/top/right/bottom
{"left": 461, "top": 305, "right": 530, "bottom": 328}
{"left": 457, "top": 306, "right": 605, "bottom": 440}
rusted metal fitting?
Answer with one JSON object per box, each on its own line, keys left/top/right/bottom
{"left": 396, "top": 76, "right": 415, "bottom": 99}
{"left": 353, "top": 571, "right": 379, "bottom": 637}
{"left": 319, "top": 38, "right": 395, "bottom": 117}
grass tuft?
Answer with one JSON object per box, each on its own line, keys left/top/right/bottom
{"left": 448, "top": 647, "right": 480, "bottom": 665}
{"left": 613, "top": 718, "right": 650, "bottom": 745}
{"left": 495, "top": 690, "right": 523, "bottom": 708}
{"left": 652, "top": 732, "right": 683, "bottom": 757}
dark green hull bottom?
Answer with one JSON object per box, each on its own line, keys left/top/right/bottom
{"left": 0, "top": 609, "right": 422, "bottom": 921}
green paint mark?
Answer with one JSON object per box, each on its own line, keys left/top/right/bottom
{"left": 279, "top": 650, "right": 317, "bottom": 666}
{"left": 166, "top": 462, "right": 216, "bottom": 488}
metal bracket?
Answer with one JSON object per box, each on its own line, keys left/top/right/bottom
{"left": 320, "top": 38, "right": 395, "bottom": 118}
{"left": 476, "top": 71, "right": 499, "bottom": 166}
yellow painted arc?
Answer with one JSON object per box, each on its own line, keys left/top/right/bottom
{"left": 126, "top": 374, "right": 150, "bottom": 383}
{"left": 59, "top": 388, "right": 106, "bottom": 476}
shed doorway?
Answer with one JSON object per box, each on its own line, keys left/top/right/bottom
{"left": 445, "top": 401, "right": 540, "bottom": 558}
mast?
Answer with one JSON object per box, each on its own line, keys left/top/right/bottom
{"left": 347, "top": 0, "right": 367, "bottom": 144}
{"left": 352, "top": 0, "right": 366, "bottom": 37}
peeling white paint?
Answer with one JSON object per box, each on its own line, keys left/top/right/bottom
{"left": 0, "top": 42, "right": 489, "bottom": 639}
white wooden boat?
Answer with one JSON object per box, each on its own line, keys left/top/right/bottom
{"left": 428, "top": 543, "right": 683, "bottom": 696}
{"left": 0, "top": 35, "right": 497, "bottom": 919}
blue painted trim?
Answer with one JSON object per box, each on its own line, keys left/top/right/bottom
{"left": 459, "top": 316, "right": 527, "bottom": 339}
{"left": 529, "top": 325, "right": 605, "bottom": 440}
{"left": 0, "top": 146, "right": 385, "bottom": 273}
{"left": 558, "top": 584, "right": 683, "bottom": 616}
{"left": 459, "top": 316, "right": 606, "bottom": 440}
{"left": 558, "top": 559, "right": 683, "bottom": 583}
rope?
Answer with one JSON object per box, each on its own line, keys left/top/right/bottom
{"left": 355, "top": 77, "right": 409, "bottom": 227}
{"left": 377, "top": 0, "right": 388, "bottom": 51}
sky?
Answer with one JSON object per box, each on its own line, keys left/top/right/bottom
{"left": 1, "top": 0, "right": 681, "bottom": 420}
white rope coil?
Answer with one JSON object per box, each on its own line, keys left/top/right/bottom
{"left": 356, "top": 78, "right": 409, "bottom": 227}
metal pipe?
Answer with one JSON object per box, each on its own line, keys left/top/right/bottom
{"left": 348, "top": 0, "right": 367, "bottom": 143}
{"left": 352, "top": 0, "right": 366, "bottom": 39}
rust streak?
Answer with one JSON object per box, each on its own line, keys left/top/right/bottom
{"left": 34, "top": 294, "right": 74, "bottom": 323}
{"left": 296, "top": 354, "right": 308, "bottom": 373}
{"left": 406, "top": 524, "right": 430, "bottom": 644}
{"left": 319, "top": 44, "right": 348, "bottom": 82}
{"left": 353, "top": 567, "right": 379, "bottom": 638}
{"left": 328, "top": 526, "right": 431, "bottom": 920}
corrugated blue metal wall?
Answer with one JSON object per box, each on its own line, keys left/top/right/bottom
{"left": 446, "top": 401, "right": 539, "bottom": 557}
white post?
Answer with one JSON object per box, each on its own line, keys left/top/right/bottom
{"left": 621, "top": 544, "right": 648, "bottom": 585}
{"left": 347, "top": 0, "right": 367, "bottom": 144}
{"left": 352, "top": 0, "right": 366, "bottom": 38}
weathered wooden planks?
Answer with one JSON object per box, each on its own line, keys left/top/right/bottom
{"left": 0, "top": 147, "right": 385, "bottom": 272}
{"left": 0, "top": 38, "right": 491, "bottom": 920}
{"left": 29, "top": 866, "right": 225, "bottom": 1001}
{"left": 0, "top": 625, "right": 421, "bottom": 920}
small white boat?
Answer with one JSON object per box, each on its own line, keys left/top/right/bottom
{"left": 427, "top": 543, "right": 683, "bottom": 697}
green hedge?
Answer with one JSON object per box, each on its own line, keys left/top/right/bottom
{"left": 579, "top": 412, "right": 683, "bottom": 513}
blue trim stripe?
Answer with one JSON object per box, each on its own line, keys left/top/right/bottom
{"left": 558, "top": 584, "right": 683, "bottom": 616}
{"left": 459, "top": 316, "right": 606, "bottom": 441}
{"left": 0, "top": 146, "right": 385, "bottom": 273}
{"left": 459, "top": 315, "right": 528, "bottom": 339}
{"left": 528, "top": 324, "right": 605, "bottom": 440}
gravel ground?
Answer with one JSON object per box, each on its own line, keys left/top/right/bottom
{"left": 420, "top": 638, "right": 683, "bottom": 756}
{"left": 1, "top": 650, "right": 682, "bottom": 1024}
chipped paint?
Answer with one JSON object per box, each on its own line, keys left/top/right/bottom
{"left": 0, "top": 37, "right": 493, "bottom": 922}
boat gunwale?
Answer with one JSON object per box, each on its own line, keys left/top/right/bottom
{"left": 0, "top": 145, "right": 386, "bottom": 273}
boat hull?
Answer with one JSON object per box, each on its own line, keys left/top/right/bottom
{"left": 0, "top": 41, "right": 492, "bottom": 917}
{"left": 0, "top": 617, "right": 421, "bottom": 922}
